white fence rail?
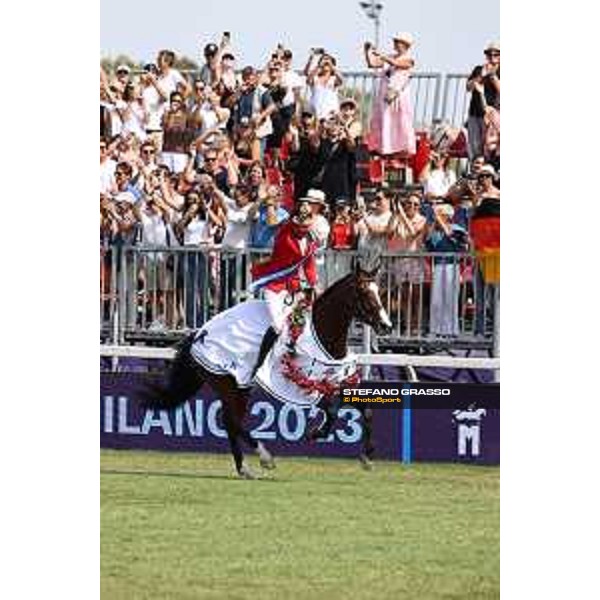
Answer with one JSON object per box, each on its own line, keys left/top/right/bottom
{"left": 100, "top": 344, "right": 499, "bottom": 371}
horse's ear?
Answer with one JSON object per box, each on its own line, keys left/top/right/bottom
{"left": 356, "top": 238, "right": 382, "bottom": 276}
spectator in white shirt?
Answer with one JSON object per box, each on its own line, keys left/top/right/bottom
{"left": 189, "top": 86, "right": 230, "bottom": 149}
{"left": 222, "top": 185, "right": 253, "bottom": 250}
{"left": 356, "top": 188, "right": 394, "bottom": 253}
{"left": 120, "top": 82, "right": 147, "bottom": 142}
{"left": 156, "top": 49, "right": 191, "bottom": 100}
{"left": 220, "top": 185, "right": 254, "bottom": 307}
{"left": 140, "top": 63, "right": 167, "bottom": 152}
{"left": 423, "top": 152, "right": 457, "bottom": 202}
{"left": 281, "top": 49, "right": 304, "bottom": 119}
{"left": 139, "top": 194, "right": 177, "bottom": 329}
{"left": 100, "top": 137, "right": 116, "bottom": 195}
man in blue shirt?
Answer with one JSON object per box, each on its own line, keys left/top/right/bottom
{"left": 249, "top": 186, "right": 289, "bottom": 249}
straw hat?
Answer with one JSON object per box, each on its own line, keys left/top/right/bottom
{"left": 298, "top": 189, "right": 327, "bottom": 206}
{"left": 393, "top": 32, "right": 414, "bottom": 47}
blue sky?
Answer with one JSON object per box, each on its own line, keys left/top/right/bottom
{"left": 101, "top": 0, "right": 499, "bottom": 73}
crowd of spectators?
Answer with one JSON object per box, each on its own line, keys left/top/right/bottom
{"left": 100, "top": 33, "right": 500, "bottom": 337}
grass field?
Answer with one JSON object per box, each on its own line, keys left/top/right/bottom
{"left": 101, "top": 450, "right": 499, "bottom": 600}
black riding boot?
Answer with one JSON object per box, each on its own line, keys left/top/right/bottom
{"left": 253, "top": 326, "right": 279, "bottom": 377}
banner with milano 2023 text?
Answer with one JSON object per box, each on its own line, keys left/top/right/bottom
{"left": 100, "top": 374, "right": 499, "bottom": 464}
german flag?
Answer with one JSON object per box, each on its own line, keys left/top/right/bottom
{"left": 470, "top": 198, "right": 500, "bottom": 284}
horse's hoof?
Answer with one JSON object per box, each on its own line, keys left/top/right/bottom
{"left": 260, "top": 456, "right": 276, "bottom": 470}
{"left": 237, "top": 464, "right": 257, "bottom": 479}
{"left": 257, "top": 443, "right": 276, "bottom": 470}
{"left": 359, "top": 454, "right": 374, "bottom": 471}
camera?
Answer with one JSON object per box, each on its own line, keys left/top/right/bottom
{"left": 312, "top": 47, "right": 325, "bottom": 54}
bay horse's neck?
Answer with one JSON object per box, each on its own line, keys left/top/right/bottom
{"left": 311, "top": 275, "right": 356, "bottom": 360}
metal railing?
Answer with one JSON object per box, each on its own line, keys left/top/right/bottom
{"left": 127, "top": 69, "right": 467, "bottom": 132}
{"left": 100, "top": 245, "right": 498, "bottom": 352}
{"left": 324, "top": 71, "right": 443, "bottom": 131}
{"left": 439, "top": 73, "right": 470, "bottom": 128}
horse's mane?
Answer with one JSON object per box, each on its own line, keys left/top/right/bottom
{"left": 314, "top": 273, "right": 355, "bottom": 309}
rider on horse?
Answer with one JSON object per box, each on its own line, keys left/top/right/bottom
{"left": 250, "top": 189, "right": 328, "bottom": 371}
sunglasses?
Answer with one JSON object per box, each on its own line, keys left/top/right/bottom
{"left": 485, "top": 51, "right": 500, "bottom": 57}
{"left": 141, "top": 149, "right": 155, "bottom": 155}
{"left": 205, "top": 157, "right": 217, "bottom": 162}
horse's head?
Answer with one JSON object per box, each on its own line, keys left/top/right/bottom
{"left": 353, "top": 243, "right": 393, "bottom": 336}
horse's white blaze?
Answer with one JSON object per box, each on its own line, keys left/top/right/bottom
{"left": 379, "top": 308, "right": 393, "bottom": 328}
{"left": 367, "top": 282, "right": 392, "bottom": 328}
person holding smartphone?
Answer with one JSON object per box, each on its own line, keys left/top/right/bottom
{"left": 364, "top": 33, "right": 416, "bottom": 156}
{"left": 304, "top": 50, "right": 343, "bottom": 120}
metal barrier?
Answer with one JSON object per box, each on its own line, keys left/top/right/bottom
{"left": 317, "top": 71, "right": 443, "bottom": 131}
{"left": 439, "top": 73, "right": 470, "bottom": 128}
{"left": 100, "top": 245, "right": 498, "bottom": 351}
{"left": 114, "top": 70, "right": 469, "bottom": 134}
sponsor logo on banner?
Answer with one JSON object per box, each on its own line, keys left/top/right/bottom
{"left": 453, "top": 405, "right": 487, "bottom": 458}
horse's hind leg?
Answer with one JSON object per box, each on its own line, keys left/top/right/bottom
{"left": 213, "top": 377, "right": 259, "bottom": 478}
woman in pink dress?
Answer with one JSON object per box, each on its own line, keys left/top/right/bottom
{"left": 365, "top": 33, "right": 416, "bottom": 156}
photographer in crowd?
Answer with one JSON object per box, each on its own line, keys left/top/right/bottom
{"left": 305, "top": 49, "right": 343, "bottom": 120}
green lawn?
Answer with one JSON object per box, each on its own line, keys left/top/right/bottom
{"left": 101, "top": 450, "right": 499, "bottom": 600}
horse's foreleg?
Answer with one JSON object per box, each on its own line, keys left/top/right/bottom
{"left": 306, "top": 396, "right": 339, "bottom": 441}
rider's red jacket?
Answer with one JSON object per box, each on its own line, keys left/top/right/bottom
{"left": 251, "top": 221, "right": 318, "bottom": 293}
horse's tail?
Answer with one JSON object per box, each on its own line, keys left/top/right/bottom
{"left": 139, "top": 333, "right": 205, "bottom": 411}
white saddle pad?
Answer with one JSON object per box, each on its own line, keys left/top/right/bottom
{"left": 190, "top": 300, "right": 272, "bottom": 387}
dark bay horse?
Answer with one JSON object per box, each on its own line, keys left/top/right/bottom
{"left": 140, "top": 255, "right": 392, "bottom": 478}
